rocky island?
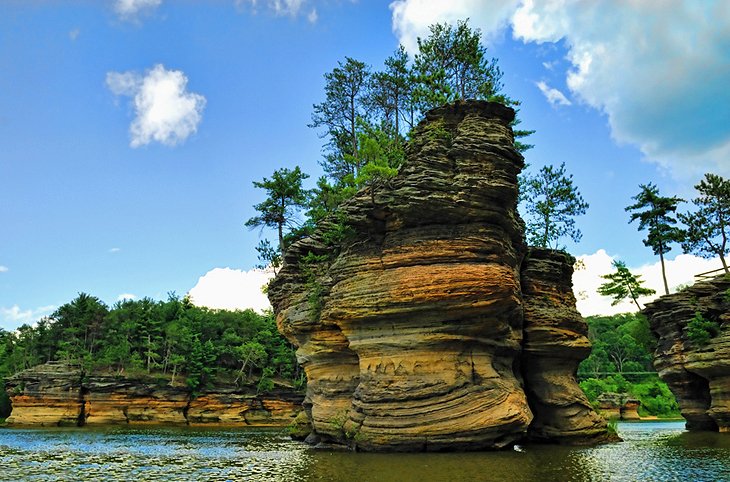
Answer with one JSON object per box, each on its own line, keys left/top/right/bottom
{"left": 643, "top": 274, "right": 730, "bottom": 432}
{"left": 268, "top": 100, "right": 611, "bottom": 451}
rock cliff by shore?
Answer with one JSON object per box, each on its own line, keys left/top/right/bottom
{"left": 643, "top": 274, "right": 730, "bottom": 432}
{"left": 268, "top": 100, "right": 610, "bottom": 451}
{"left": 3, "top": 362, "right": 303, "bottom": 427}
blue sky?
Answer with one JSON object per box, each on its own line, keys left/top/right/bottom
{"left": 2, "top": 0, "right": 728, "bottom": 328}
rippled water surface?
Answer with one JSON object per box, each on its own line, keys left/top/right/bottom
{"left": 1, "top": 422, "right": 729, "bottom": 481}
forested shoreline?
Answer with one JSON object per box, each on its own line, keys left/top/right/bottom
{"left": 0, "top": 293, "right": 300, "bottom": 419}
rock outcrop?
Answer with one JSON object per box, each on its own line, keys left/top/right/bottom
{"left": 521, "top": 248, "right": 610, "bottom": 442}
{"left": 643, "top": 274, "right": 730, "bottom": 432}
{"left": 268, "top": 100, "right": 610, "bottom": 451}
{"left": 595, "top": 392, "right": 642, "bottom": 420}
{"left": 4, "top": 363, "right": 303, "bottom": 427}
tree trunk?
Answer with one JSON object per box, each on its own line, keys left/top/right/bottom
{"left": 659, "top": 249, "right": 669, "bottom": 295}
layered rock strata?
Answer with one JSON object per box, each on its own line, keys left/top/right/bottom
{"left": 643, "top": 275, "right": 730, "bottom": 431}
{"left": 268, "top": 100, "right": 609, "bottom": 451}
{"left": 521, "top": 248, "right": 610, "bottom": 442}
{"left": 4, "top": 364, "right": 303, "bottom": 427}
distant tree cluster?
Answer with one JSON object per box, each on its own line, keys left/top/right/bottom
{"left": 247, "top": 19, "right": 534, "bottom": 265}
{"left": 578, "top": 313, "right": 680, "bottom": 418}
{"left": 0, "top": 293, "right": 300, "bottom": 403}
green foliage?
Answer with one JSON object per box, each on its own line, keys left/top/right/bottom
{"left": 679, "top": 173, "right": 730, "bottom": 273}
{"left": 521, "top": 162, "right": 589, "bottom": 249}
{"left": 413, "top": 19, "right": 504, "bottom": 109}
{"left": 626, "top": 183, "right": 683, "bottom": 295}
{"left": 254, "top": 239, "right": 282, "bottom": 274}
{"left": 245, "top": 166, "right": 310, "bottom": 253}
{"left": 597, "top": 260, "right": 656, "bottom": 311}
{"left": 578, "top": 313, "right": 680, "bottom": 418}
{"left": 0, "top": 294, "right": 300, "bottom": 396}
{"left": 606, "top": 418, "right": 619, "bottom": 436}
{"left": 686, "top": 312, "right": 721, "bottom": 346}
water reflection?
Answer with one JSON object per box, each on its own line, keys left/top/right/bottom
{"left": 0, "top": 422, "right": 728, "bottom": 482}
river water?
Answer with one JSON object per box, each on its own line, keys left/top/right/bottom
{"left": 0, "top": 422, "right": 728, "bottom": 481}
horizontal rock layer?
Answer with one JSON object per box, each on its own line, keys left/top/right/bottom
{"left": 643, "top": 275, "right": 730, "bottom": 431}
{"left": 4, "top": 363, "right": 303, "bottom": 427}
{"left": 269, "top": 100, "right": 609, "bottom": 451}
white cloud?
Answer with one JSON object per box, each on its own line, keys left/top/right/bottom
{"left": 0, "top": 305, "right": 56, "bottom": 331}
{"left": 307, "top": 8, "right": 318, "bottom": 23}
{"left": 237, "top": 0, "right": 307, "bottom": 17}
{"left": 114, "top": 0, "right": 162, "bottom": 20}
{"left": 188, "top": 267, "right": 274, "bottom": 313}
{"left": 390, "top": 1, "right": 730, "bottom": 178}
{"left": 109, "top": 247, "right": 121, "bottom": 253}
{"left": 106, "top": 64, "right": 206, "bottom": 148}
{"left": 0, "top": 266, "right": 8, "bottom": 273}
{"left": 535, "top": 80, "right": 571, "bottom": 107}
{"left": 573, "top": 249, "right": 723, "bottom": 317}
{"left": 117, "top": 293, "right": 137, "bottom": 301}
{"left": 390, "top": 0, "right": 521, "bottom": 53}
{"left": 69, "top": 28, "right": 80, "bottom": 41}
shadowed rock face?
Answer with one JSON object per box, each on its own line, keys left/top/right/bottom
{"left": 268, "top": 100, "right": 609, "bottom": 451}
{"left": 643, "top": 275, "right": 730, "bottom": 432}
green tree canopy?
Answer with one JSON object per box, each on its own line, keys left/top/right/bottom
{"left": 245, "top": 166, "right": 310, "bottom": 253}
{"left": 413, "top": 19, "right": 503, "bottom": 109}
{"left": 597, "top": 260, "right": 656, "bottom": 311}
{"left": 679, "top": 173, "right": 730, "bottom": 273}
{"left": 625, "top": 183, "right": 683, "bottom": 295}
{"left": 521, "top": 162, "right": 589, "bottom": 249}
{"left": 310, "top": 57, "right": 371, "bottom": 183}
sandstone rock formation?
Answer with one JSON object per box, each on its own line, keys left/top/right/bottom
{"left": 595, "top": 392, "right": 641, "bottom": 421}
{"left": 3, "top": 362, "right": 83, "bottom": 426}
{"left": 268, "top": 100, "right": 610, "bottom": 451}
{"left": 643, "top": 274, "right": 730, "bottom": 431}
{"left": 4, "top": 363, "right": 303, "bottom": 427}
{"left": 521, "top": 248, "right": 611, "bottom": 442}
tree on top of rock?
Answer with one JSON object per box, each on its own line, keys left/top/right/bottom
{"left": 245, "top": 166, "right": 310, "bottom": 254}
{"left": 309, "top": 57, "right": 371, "bottom": 184}
{"left": 521, "top": 162, "right": 589, "bottom": 250}
{"left": 679, "top": 173, "right": 730, "bottom": 274}
{"left": 625, "top": 183, "right": 683, "bottom": 295}
{"left": 597, "top": 260, "right": 656, "bottom": 311}
{"left": 413, "top": 19, "right": 503, "bottom": 110}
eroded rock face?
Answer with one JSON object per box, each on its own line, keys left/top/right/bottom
{"left": 643, "top": 275, "right": 730, "bottom": 431}
{"left": 268, "top": 100, "right": 609, "bottom": 451}
{"left": 4, "top": 362, "right": 83, "bottom": 426}
{"left": 521, "top": 248, "right": 610, "bottom": 443}
{"left": 4, "top": 364, "right": 303, "bottom": 427}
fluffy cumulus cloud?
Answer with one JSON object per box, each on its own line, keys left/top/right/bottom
{"left": 390, "top": 1, "right": 730, "bottom": 177}
{"left": 0, "top": 305, "right": 56, "bottom": 331}
{"left": 114, "top": 0, "right": 162, "bottom": 20}
{"left": 573, "top": 249, "right": 722, "bottom": 316}
{"left": 390, "top": 0, "right": 521, "bottom": 52}
{"left": 535, "top": 81, "right": 571, "bottom": 107}
{"left": 116, "top": 293, "right": 137, "bottom": 301}
{"left": 238, "top": 0, "right": 319, "bottom": 23}
{"left": 187, "top": 267, "right": 273, "bottom": 313}
{"left": 106, "top": 64, "right": 206, "bottom": 148}
{"left": 0, "top": 265, "right": 8, "bottom": 273}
